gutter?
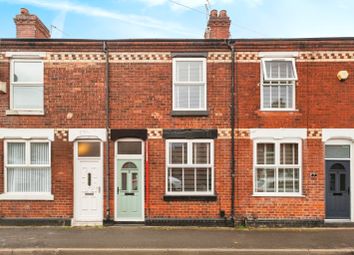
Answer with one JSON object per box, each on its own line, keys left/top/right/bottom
{"left": 226, "top": 39, "right": 236, "bottom": 227}
{"left": 103, "top": 41, "right": 111, "bottom": 221}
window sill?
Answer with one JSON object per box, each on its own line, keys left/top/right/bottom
{"left": 6, "top": 110, "right": 44, "bottom": 116}
{"left": 258, "top": 109, "right": 299, "bottom": 112}
{"left": 0, "top": 193, "right": 54, "bottom": 201}
{"left": 255, "top": 110, "right": 302, "bottom": 116}
{"left": 171, "top": 111, "right": 208, "bottom": 117}
{"left": 253, "top": 193, "right": 304, "bottom": 198}
{"left": 163, "top": 195, "right": 217, "bottom": 201}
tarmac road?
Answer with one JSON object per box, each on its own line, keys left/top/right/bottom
{"left": 0, "top": 226, "right": 353, "bottom": 254}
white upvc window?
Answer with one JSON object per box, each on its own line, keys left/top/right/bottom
{"left": 166, "top": 139, "right": 214, "bottom": 195}
{"left": 3, "top": 140, "right": 52, "bottom": 198}
{"left": 260, "top": 58, "right": 297, "bottom": 111}
{"left": 253, "top": 139, "right": 302, "bottom": 196}
{"left": 172, "top": 58, "right": 207, "bottom": 111}
{"left": 10, "top": 59, "right": 44, "bottom": 111}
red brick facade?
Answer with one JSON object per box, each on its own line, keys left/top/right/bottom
{"left": 0, "top": 9, "right": 354, "bottom": 225}
{"left": 235, "top": 139, "right": 325, "bottom": 221}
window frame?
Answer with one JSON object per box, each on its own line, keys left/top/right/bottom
{"left": 261, "top": 58, "right": 298, "bottom": 82}
{"left": 325, "top": 141, "right": 351, "bottom": 160}
{"left": 172, "top": 58, "right": 207, "bottom": 112}
{"left": 260, "top": 57, "right": 297, "bottom": 112}
{"left": 116, "top": 140, "right": 143, "bottom": 157}
{"left": 253, "top": 138, "right": 303, "bottom": 197}
{"left": 165, "top": 139, "right": 214, "bottom": 196}
{"left": 10, "top": 58, "right": 44, "bottom": 112}
{"left": 2, "top": 139, "right": 52, "bottom": 199}
{"left": 116, "top": 138, "right": 144, "bottom": 160}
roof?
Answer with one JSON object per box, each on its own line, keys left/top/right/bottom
{"left": 1, "top": 37, "right": 354, "bottom": 42}
{"left": 1, "top": 37, "right": 354, "bottom": 51}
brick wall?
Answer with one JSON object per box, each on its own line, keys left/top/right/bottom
{"left": 232, "top": 50, "right": 353, "bottom": 220}
{"left": 236, "top": 61, "right": 354, "bottom": 128}
{"left": 0, "top": 39, "right": 353, "bottom": 221}
{"left": 144, "top": 139, "right": 231, "bottom": 219}
{"left": 0, "top": 140, "right": 73, "bottom": 218}
{"left": 235, "top": 138, "right": 325, "bottom": 220}
{"left": 109, "top": 61, "right": 231, "bottom": 128}
{"left": 0, "top": 61, "right": 106, "bottom": 128}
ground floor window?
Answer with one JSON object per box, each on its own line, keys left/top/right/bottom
{"left": 5, "top": 140, "right": 51, "bottom": 193}
{"left": 254, "top": 140, "right": 302, "bottom": 196}
{"left": 166, "top": 139, "right": 214, "bottom": 195}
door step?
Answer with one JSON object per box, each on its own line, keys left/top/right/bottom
{"left": 110, "top": 221, "right": 145, "bottom": 226}
{"left": 72, "top": 220, "right": 103, "bottom": 227}
{"left": 324, "top": 220, "right": 354, "bottom": 227}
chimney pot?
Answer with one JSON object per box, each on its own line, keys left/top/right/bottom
{"left": 20, "top": 8, "right": 29, "bottom": 15}
{"left": 219, "top": 10, "right": 227, "bottom": 17}
{"left": 210, "top": 9, "right": 218, "bottom": 17}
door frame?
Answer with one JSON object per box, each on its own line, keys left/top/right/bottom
{"left": 73, "top": 139, "right": 104, "bottom": 224}
{"left": 114, "top": 138, "right": 145, "bottom": 222}
{"left": 324, "top": 139, "right": 353, "bottom": 222}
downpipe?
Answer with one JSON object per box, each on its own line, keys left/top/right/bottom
{"left": 227, "top": 40, "right": 236, "bottom": 227}
{"left": 103, "top": 41, "right": 111, "bottom": 222}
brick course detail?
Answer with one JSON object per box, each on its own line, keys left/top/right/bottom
{"left": 0, "top": 36, "right": 353, "bottom": 223}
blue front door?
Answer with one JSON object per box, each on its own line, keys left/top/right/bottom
{"left": 326, "top": 160, "right": 351, "bottom": 219}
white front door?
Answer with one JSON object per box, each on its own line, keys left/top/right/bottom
{"left": 74, "top": 141, "right": 103, "bottom": 224}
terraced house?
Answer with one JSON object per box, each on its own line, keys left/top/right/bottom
{"left": 0, "top": 8, "right": 353, "bottom": 226}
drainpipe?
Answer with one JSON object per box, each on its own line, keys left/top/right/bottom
{"left": 227, "top": 40, "right": 236, "bottom": 227}
{"left": 145, "top": 141, "right": 150, "bottom": 218}
{"left": 103, "top": 41, "right": 111, "bottom": 221}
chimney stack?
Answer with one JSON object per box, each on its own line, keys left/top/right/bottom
{"left": 14, "top": 8, "right": 50, "bottom": 39}
{"left": 204, "top": 9, "right": 231, "bottom": 39}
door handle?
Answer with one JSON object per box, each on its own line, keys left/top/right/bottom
{"left": 349, "top": 187, "right": 350, "bottom": 196}
{"left": 117, "top": 187, "right": 119, "bottom": 194}
{"left": 98, "top": 186, "right": 101, "bottom": 193}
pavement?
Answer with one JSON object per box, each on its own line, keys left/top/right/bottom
{"left": 0, "top": 226, "right": 354, "bottom": 254}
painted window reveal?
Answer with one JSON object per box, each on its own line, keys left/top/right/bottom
{"left": 11, "top": 59, "right": 44, "bottom": 111}
{"left": 172, "top": 58, "right": 207, "bottom": 111}
{"left": 260, "top": 58, "right": 297, "bottom": 110}
{"left": 254, "top": 141, "right": 301, "bottom": 195}
{"left": 5, "top": 140, "right": 51, "bottom": 193}
{"left": 166, "top": 140, "right": 213, "bottom": 195}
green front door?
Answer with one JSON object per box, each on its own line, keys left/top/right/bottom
{"left": 116, "top": 159, "right": 143, "bottom": 221}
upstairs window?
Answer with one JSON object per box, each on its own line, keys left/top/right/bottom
{"left": 261, "top": 58, "right": 297, "bottom": 110}
{"left": 172, "top": 58, "right": 207, "bottom": 111}
{"left": 10, "top": 59, "right": 44, "bottom": 111}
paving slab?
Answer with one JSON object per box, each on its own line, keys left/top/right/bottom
{"left": 2, "top": 248, "right": 354, "bottom": 255}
